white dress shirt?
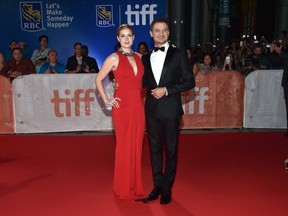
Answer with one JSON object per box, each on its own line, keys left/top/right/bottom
{"left": 150, "top": 42, "right": 170, "bottom": 85}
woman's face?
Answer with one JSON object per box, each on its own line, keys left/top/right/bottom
{"left": 204, "top": 55, "right": 211, "bottom": 65}
{"left": 40, "top": 37, "right": 48, "bottom": 48}
{"left": 117, "top": 28, "right": 134, "bottom": 49}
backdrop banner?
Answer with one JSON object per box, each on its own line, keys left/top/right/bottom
{"left": 0, "top": 0, "right": 166, "bottom": 67}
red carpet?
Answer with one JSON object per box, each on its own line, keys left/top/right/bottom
{"left": 0, "top": 132, "right": 288, "bottom": 216}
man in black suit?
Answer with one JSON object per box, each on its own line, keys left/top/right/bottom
{"left": 281, "top": 50, "right": 288, "bottom": 136}
{"left": 270, "top": 41, "right": 288, "bottom": 135}
{"left": 81, "top": 45, "right": 99, "bottom": 73}
{"left": 142, "top": 18, "right": 195, "bottom": 205}
{"left": 65, "top": 42, "right": 99, "bottom": 73}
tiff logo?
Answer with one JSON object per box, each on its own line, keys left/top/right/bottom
{"left": 51, "top": 89, "right": 95, "bottom": 117}
{"left": 124, "top": 4, "right": 157, "bottom": 26}
{"left": 182, "top": 87, "right": 209, "bottom": 114}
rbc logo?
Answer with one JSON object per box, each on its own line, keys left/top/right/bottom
{"left": 124, "top": 4, "right": 157, "bottom": 26}
{"left": 20, "top": 2, "right": 43, "bottom": 32}
{"left": 96, "top": 5, "right": 114, "bottom": 27}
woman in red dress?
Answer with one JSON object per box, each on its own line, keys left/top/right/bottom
{"left": 95, "top": 24, "right": 145, "bottom": 200}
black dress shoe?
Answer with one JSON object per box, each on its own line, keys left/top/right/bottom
{"left": 147, "top": 187, "right": 162, "bottom": 201}
{"left": 160, "top": 192, "right": 171, "bottom": 205}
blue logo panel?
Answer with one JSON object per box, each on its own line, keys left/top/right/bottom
{"left": 20, "top": 1, "right": 43, "bottom": 32}
{"left": 96, "top": 5, "right": 114, "bottom": 27}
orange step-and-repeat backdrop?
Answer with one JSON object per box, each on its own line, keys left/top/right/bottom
{"left": 181, "top": 70, "right": 245, "bottom": 129}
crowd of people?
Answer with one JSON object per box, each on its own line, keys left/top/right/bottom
{"left": 1, "top": 30, "right": 287, "bottom": 80}
{"left": 190, "top": 31, "right": 288, "bottom": 77}
{"left": 0, "top": 36, "right": 152, "bottom": 81}
{"left": 0, "top": 36, "right": 101, "bottom": 80}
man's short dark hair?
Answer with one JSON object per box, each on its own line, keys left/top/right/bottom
{"left": 12, "top": 47, "right": 22, "bottom": 53}
{"left": 150, "top": 18, "right": 169, "bottom": 31}
{"left": 74, "top": 42, "right": 82, "bottom": 49}
{"left": 9, "top": 40, "right": 17, "bottom": 46}
{"left": 48, "top": 49, "right": 57, "bottom": 55}
{"left": 254, "top": 43, "right": 263, "bottom": 50}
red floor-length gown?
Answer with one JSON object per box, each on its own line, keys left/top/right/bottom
{"left": 111, "top": 52, "right": 145, "bottom": 199}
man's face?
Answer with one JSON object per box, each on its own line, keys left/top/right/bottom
{"left": 254, "top": 47, "right": 262, "bottom": 56}
{"left": 10, "top": 41, "right": 17, "bottom": 50}
{"left": 12, "top": 49, "right": 22, "bottom": 61}
{"left": 48, "top": 51, "right": 58, "bottom": 63}
{"left": 150, "top": 22, "right": 170, "bottom": 46}
{"left": 74, "top": 44, "right": 82, "bottom": 56}
{"left": 272, "top": 43, "right": 282, "bottom": 54}
{"left": 138, "top": 44, "right": 147, "bottom": 54}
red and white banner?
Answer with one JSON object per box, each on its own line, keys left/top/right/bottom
{"left": 1, "top": 69, "right": 285, "bottom": 134}
{"left": 12, "top": 74, "right": 112, "bottom": 133}
{"left": 181, "top": 70, "right": 245, "bottom": 128}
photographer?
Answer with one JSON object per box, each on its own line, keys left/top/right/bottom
{"left": 268, "top": 40, "right": 286, "bottom": 69}
{"left": 268, "top": 40, "right": 288, "bottom": 135}
{"left": 222, "top": 52, "right": 234, "bottom": 71}
{"left": 241, "top": 43, "right": 270, "bottom": 76}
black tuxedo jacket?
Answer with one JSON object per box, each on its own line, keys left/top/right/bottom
{"left": 65, "top": 55, "right": 99, "bottom": 73}
{"left": 142, "top": 45, "right": 195, "bottom": 119}
{"left": 281, "top": 51, "right": 288, "bottom": 87}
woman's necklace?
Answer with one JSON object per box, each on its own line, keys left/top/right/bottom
{"left": 119, "top": 48, "right": 134, "bottom": 57}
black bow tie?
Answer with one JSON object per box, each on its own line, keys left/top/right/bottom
{"left": 153, "top": 46, "right": 165, "bottom": 52}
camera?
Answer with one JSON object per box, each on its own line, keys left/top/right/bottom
{"left": 225, "top": 56, "right": 231, "bottom": 64}
{"left": 239, "top": 41, "right": 243, "bottom": 47}
{"left": 39, "top": 57, "right": 47, "bottom": 61}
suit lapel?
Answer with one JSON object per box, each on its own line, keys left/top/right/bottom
{"left": 159, "top": 46, "right": 175, "bottom": 85}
